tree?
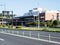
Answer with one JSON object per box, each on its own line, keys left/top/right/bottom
{"left": 46, "top": 21, "right": 52, "bottom": 27}
{"left": 40, "top": 22, "right": 46, "bottom": 27}
{"left": 52, "top": 20, "right": 59, "bottom": 27}
{"left": 27, "top": 22, "right": 36, "bottom": 26}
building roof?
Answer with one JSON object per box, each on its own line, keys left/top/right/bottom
{"left": 22, "top": 8, "right": 60, "bottom": 17}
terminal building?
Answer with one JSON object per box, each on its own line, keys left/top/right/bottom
{"left": 13, "top": 8, "right": 60, "bottom": 26}
{"left": 23, "top": 8, "right": 60, "bottom": 21}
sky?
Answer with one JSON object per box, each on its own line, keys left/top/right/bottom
{"left": 0, "top": 0, "right": 60, "bottom": 16}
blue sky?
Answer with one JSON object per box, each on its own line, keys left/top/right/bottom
{"left": 0, "top": 0, "right": 60, "bottom": 16}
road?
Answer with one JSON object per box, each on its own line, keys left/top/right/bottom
{"left": 0, "top": 33, "right": 60, "bottom": 45}
{"left": 0, "top": 28, "right": 60, "bottom": 45}
{"left": 1, "top": 29, "right": 60, "bottom": 42}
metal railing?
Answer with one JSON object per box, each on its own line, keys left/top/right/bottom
{"left": 0, "top": 29, "right": 60, "bottom": 42}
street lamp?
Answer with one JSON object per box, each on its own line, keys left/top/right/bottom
{"left": 11, "top": 11, "right": 13, "bottom": 27}
{"left": 37, "top": 11, "right": 40, "bottom": 28}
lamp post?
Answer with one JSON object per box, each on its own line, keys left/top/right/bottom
{"left": 11, "top": 11, "right": 13, "bottom": 27}
{"left": 38, "top": 11, "right": 40, "bottom": 28}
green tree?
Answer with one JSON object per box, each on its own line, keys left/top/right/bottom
{"left": 40, "top": 22, "right": 46, "bottom": 27}
{"left": 46, "top": 21, "right": 52, "bottom": 27}
{"left": 27, "top": 22, "right": 36, "bottom": 26}
{"left": 52, "top": 20, "right": 59, "bottom": 27}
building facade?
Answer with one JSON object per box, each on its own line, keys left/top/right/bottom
{"left": 13, "top": 8, "right": 60, "bottom": 26}
{"left": 0, "top": 11, "right": 14, "bottom": 25}
{"left": 23, "top": 8, "right": 60, "bottom": 21}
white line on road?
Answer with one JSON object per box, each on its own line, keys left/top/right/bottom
{"left": 0, "top": 32, "right": 60, "bottom": 44}
{"left": 0, "top": 38, "right": 4, "bottom": 41}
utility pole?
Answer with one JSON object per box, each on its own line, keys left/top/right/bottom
{"left": 36, "top": 0, "right": 40, "bottom": 28}
{"left": 11, "top": 11, "right": 13, "bottom": 27}
{"left": 34, "top": 15, "right": 36, "bottom": 27}
{"left": 38, "top": 11, "right": 40, "bottom": 28}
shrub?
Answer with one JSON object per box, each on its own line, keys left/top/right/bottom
{"left": 52, "top": 20, "right": 59, "bottom": 27}
{"left": 8, "top": 25, "right": 13, "bottom": 28}
{"left": 16, "top": 26, "right": 22, "bottom": 28}
{"left": 46, "top": 21, "right": 52, "bottom": 27}
{"left": 1, "top": 24, "right": 6, "bottom": 27}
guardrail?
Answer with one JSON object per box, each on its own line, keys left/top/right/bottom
{"left": 0, "top": 29, "right": 60, "bottom": 42}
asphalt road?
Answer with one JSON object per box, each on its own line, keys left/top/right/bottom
{"left": 2, "top": 30, "right": 60, "bottom": 42}
{"left": 0, "top": 33, "right": 60, "bottom": 45}
{"left": 0, "top": 28, "right": 60, "bottom": 41}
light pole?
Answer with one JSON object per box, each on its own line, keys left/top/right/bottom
{"left": 38, "top": 11, "right": 40, "bottom": 28}
{"left": 11, "top": 11, "right": 13, "bottom": 27}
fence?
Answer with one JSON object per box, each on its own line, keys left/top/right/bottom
{"left": 0, "top": 29, "right": 60, "bottom": 42}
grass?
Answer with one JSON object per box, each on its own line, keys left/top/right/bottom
{"left": 16, "top": 27, "right": 60, "bottom": 32}
{"left": 18, "top": 27, "right": 43, "bottom": 30}
{"left": 43, "top": 27, "right": 60, "bottom": 32}
{"left": 0, "top": 25, "right": 60, "bottom": 32}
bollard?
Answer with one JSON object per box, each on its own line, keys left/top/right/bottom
{"left": 2, "top": 29, "right": 3, "bottom": 33}
{"left": 29, "top": 31, "right": 31, "bottom": 37}
{"left": 4, "top": 30, "right": 5, "bottom": 32}
{"left": 38, "top": 33, "right": 40, "bottom": 39}
{"left": 6, "top": 30, "right": 7, "bottom": 33}
{"left": 7, "top": 30, "right": 8, "bottom": 33}
{"left": 49, "top": 34, "right": 51, "bottom": 41}
{"left": 13, "top": 31, "right": 15, "bottom": 34}
{"left": 8, "top": 30, "right": 10, "bottom": 33}
{"left": 17, "top": 31, "right": 19, "bottom": 35}
{"left": 23, "top": 31, "right": 24, "bottom": 36}
{"left": 11, "top": 30, "right": 13, "bottom": 34}
{"left": 8, "top": 30, "right": 9, "bottom": 33}
{"left": 12, "top": 30, "right": 14, "bottom": 34}
{"left": 5, "top": 30, "right": 7, "bottom": 33}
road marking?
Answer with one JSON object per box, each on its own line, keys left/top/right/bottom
{"left": 0, "top": 38, "right": 4, "bottom": 41}
{"left": 0, "top": 32, "right": 60, "bottom": 44}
